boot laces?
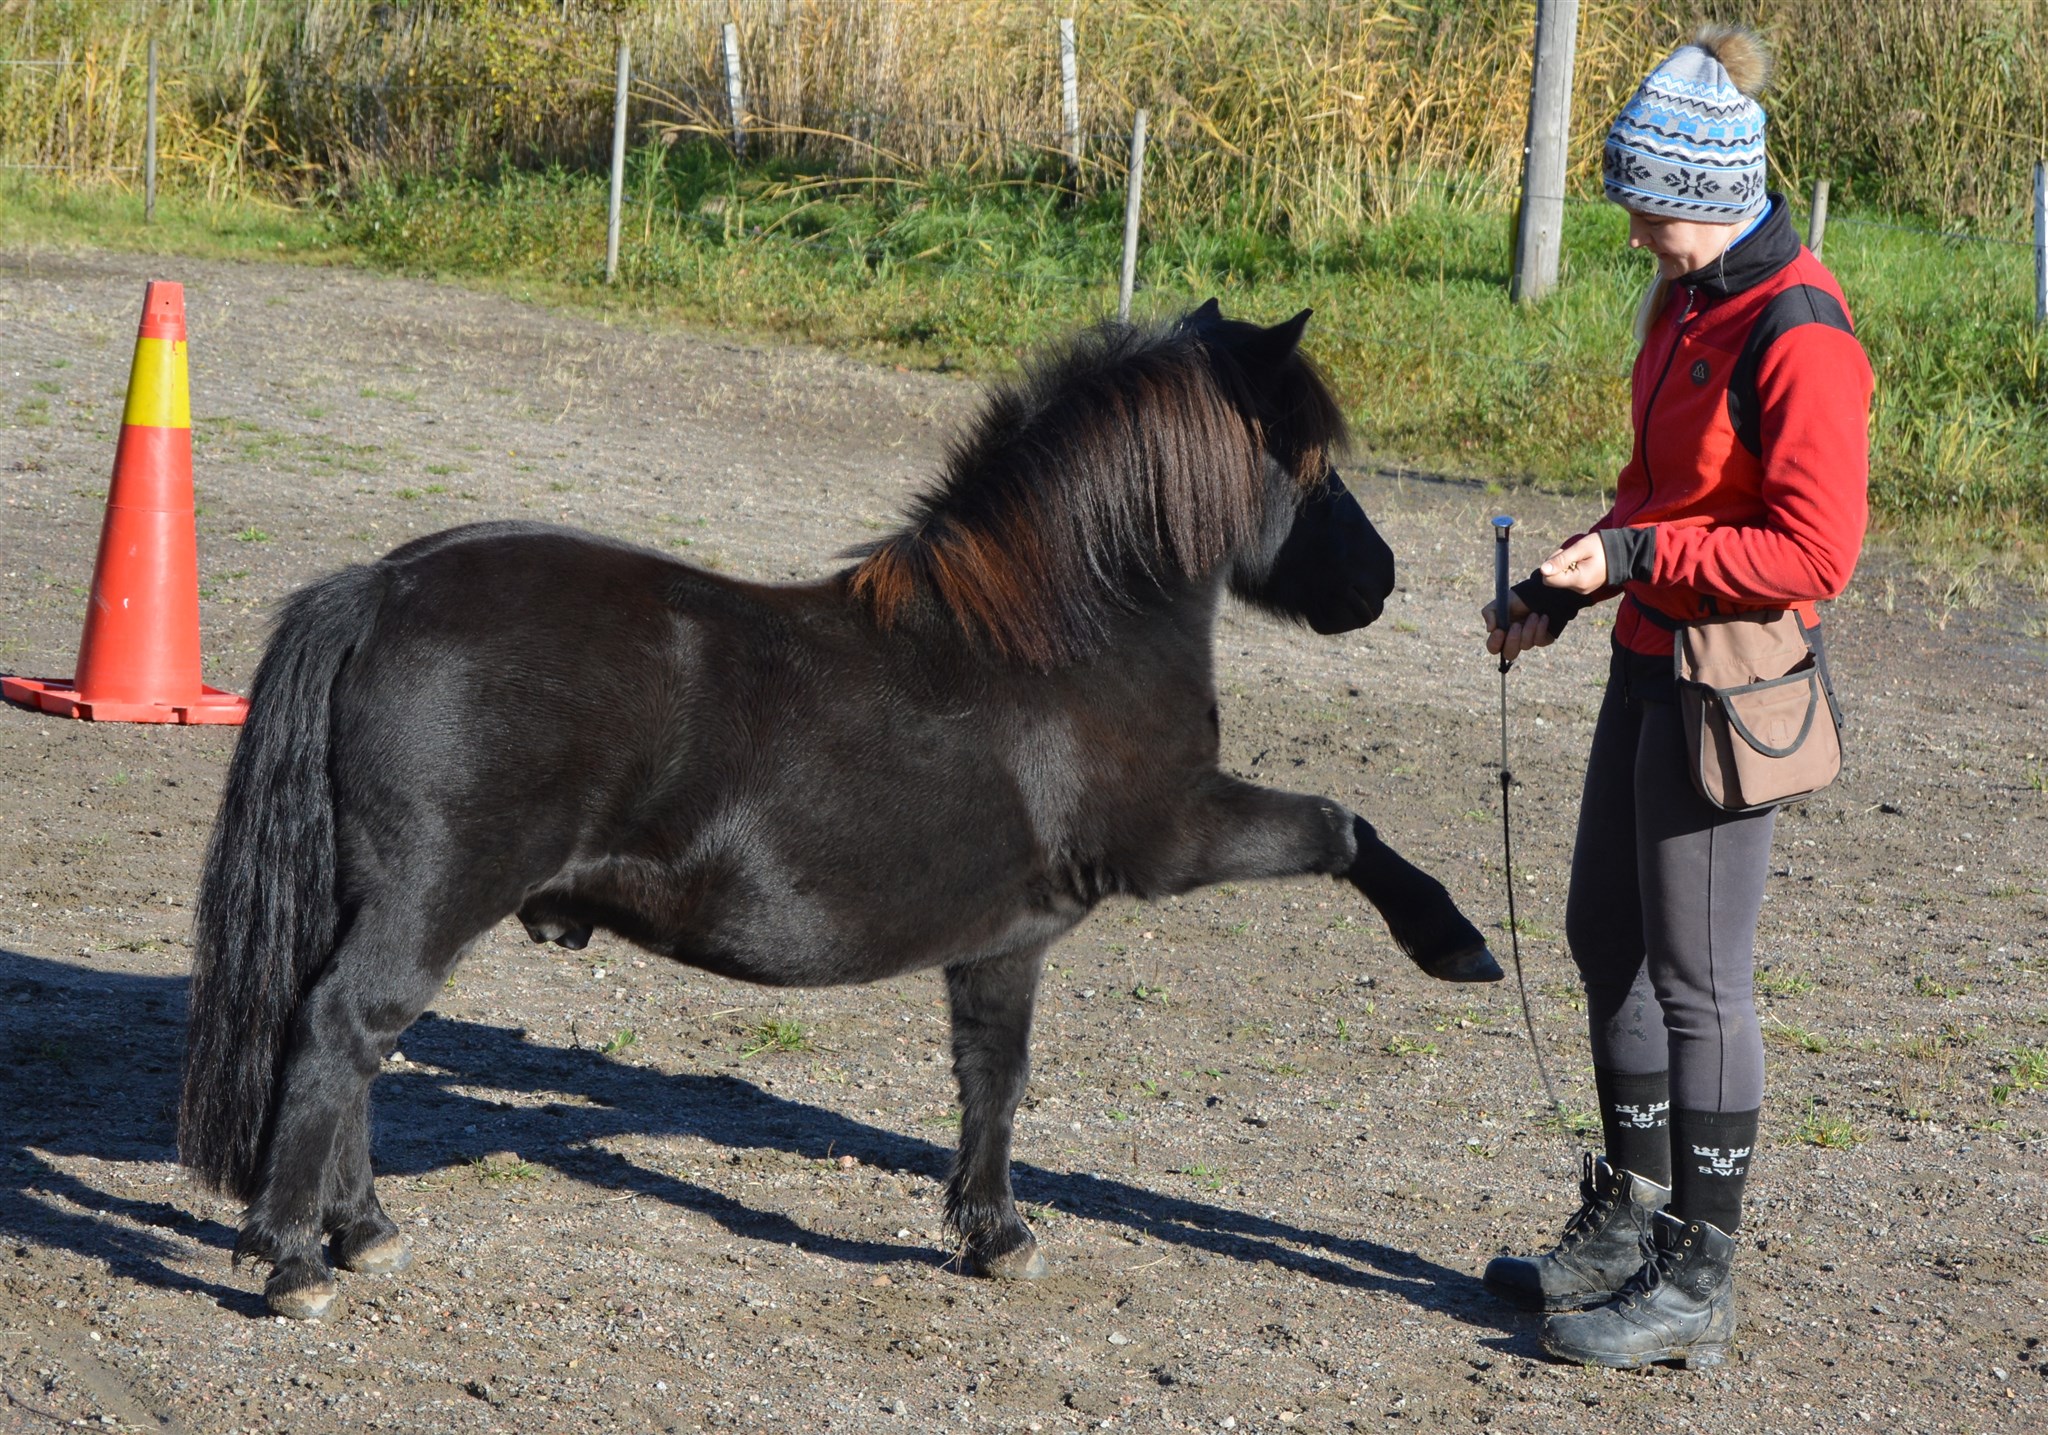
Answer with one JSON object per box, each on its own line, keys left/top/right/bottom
{"left": 1614, "top": 1232, "right": 1679, "bottom": 1309}
{"left": 1553, "top": 1161, "right": 1619, "bottom": 1253}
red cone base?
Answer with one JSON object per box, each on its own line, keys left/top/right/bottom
{"left": 0, "top": 675, "right": 248, "bottom": 725}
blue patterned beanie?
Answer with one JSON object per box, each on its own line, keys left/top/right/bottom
{"left": 1603, "top": 25, "right": 1771, "bottom": 223}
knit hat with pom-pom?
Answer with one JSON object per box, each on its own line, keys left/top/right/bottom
{"left": 1603, "top": 25, "right": 1771, "bottom": 223}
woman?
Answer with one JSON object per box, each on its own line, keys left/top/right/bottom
{"left": 1477, "top": 25, "right": 1872, "bottom": 1369}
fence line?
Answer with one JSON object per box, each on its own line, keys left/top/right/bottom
{"left": 607, "top": 184, "right": 2027, "bottom": 435}
{"left": 6, "top": 41, "right": 2045, "bottom": 325}
{"left": 8, "top": 47, "right": 2039, "bottom": 249}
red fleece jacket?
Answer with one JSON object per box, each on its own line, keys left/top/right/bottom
{"left": 1544, "top": 197, "right": 1874, "bottom": 657}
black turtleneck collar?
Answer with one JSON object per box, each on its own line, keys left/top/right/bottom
{"left": 1673, "top": 193, "right": 1798, "bottom": 299}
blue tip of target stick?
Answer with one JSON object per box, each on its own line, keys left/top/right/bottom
{"left": 1492, "top": 515, "right": 1514, "bottom": 536}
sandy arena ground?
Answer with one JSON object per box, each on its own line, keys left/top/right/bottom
{"left": 2, "top": 248, "right": 2044, "bottom": 1433}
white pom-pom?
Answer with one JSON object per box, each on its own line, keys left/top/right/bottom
{"left": 1694, "top": 24, "right": 1771, "bottom": 98}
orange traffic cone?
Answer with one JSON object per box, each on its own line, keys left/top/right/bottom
{"left": 2, "top": 281, "right": 247, "bottom": 724}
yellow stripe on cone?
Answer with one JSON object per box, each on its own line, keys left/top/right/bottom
{"left": 121, "top": 336, "right": 192, "bottom": 430}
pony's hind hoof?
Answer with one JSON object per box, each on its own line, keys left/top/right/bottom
{"left": 265, "top": 1267, "right": 341, "bottom": 1322}
{"left": 1414, "top": 943, "right": 1504, "bottom": 983}
{"left": 334, "top": 1232, "right": 412, "bottom": 1275}
{"left": 969, "top": 1236, "right": 1048, "bottom": 1280}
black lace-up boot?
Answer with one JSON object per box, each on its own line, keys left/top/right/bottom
{"left": 1483, "top": 1153, "right": 1670, "bottom": 1312}
{"left": 1539, "top": 1210, "right": 1737, "bottom": 1369}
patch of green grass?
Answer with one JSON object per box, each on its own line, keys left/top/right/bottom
{"left": 1914, "top": 973, "right": 1967, "bottom": 1000}
{"left": 1794, "top": 1099, "right": 1862, "bottom": 1149}
{"left": 1535, "top": 1106, "right": 1601, "bottom": 1139}
{"left": 233, "top": 527, "right": 270, "bottom": 543}
{"left": 1385, "top": 1034, "right": 1439, "bottom": 1059}
{"left": 470, "top": 1154, "right": 543, "bottom": 1184}
{"left": 1175, "top": 1164, "right": 1227, "bottom": 1192}
{"left": 599, "top": 1028, "right": 638, "bottom": 1056}
{"left": 1765, "top": 1019, "right": 1831, "bottom": 1054}
{"left": 1994, "top": 1046, "right": 2048, "bottom": 1104}
{"left": 740, "top": 1018, "right": 810, "bottom": 1058}
{"left": 1756, "top": 969, "right": 1816, "bottom": 998}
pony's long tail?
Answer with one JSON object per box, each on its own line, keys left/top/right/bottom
{"left": 179, "top": 564, "right": 386, "bottom": 1201}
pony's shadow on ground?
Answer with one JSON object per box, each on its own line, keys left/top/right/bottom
{"left": 0, "top": 949, "right": 264, "bottom": 1316}
{"left": 0, "top": 947, "right": 1526, "bottom": 1343}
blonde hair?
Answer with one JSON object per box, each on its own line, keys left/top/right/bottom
{"left": 1632, "top": 273, "right": 1671, "bottom": 349}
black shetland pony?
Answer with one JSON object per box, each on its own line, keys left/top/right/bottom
{"left": 180, "top": 301, "right": 1499, "bottom": 1321}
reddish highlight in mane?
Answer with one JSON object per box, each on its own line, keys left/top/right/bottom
{"left": 848, "top": 319, "right": 1342, "bottom": 669}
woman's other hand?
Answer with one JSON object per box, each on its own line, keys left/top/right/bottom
{"left": 1481, "top": 592, "right": 1555, "bottom": 663}
{"left": 1538, "top": 533, "right": 1609, "bottom": 594}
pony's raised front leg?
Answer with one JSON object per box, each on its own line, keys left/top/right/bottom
{"left": 1347, "top": 816, "right": 1502, "bottom": 983}
{"left": 944, "top": 945, "right": 1048, "bottom": 1280}
{"left": 1165, "top": 780, "right": 1499, "bottom": 984}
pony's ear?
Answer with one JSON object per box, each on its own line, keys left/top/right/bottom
{"left": 1180, "top": 297, "right": 1224, "bottom": 332}
{"left": 1247, "top": 308, "right": 1312, "bottom": 365}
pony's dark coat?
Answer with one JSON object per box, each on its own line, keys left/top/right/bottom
{"left": 179, "top": 306, "right": 1493, "bottom": 1318}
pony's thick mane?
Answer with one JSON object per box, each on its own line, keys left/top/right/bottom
{"left": 849, "top": 319, "right": 1344, "bottom": 668}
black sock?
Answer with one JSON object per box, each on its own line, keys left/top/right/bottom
{"left": 1593, "top": 1067, "right": 1672, "bottom": 1187}
{"left": 1670, "top": 1107, "right": 1759, "bottom": 1234}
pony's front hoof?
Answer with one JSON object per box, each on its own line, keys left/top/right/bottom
{"left": 334, "top": 1231, "right": 412, "bottom": 1275}
{"left": 1413, "top": 942, "right": 1505, "bottom": 983}
{"left": 265, "top": 1264, "right": 341, "bottom": 1322}
{"left": 968, "top": 1234, "right": 1048, "bottom": 1280}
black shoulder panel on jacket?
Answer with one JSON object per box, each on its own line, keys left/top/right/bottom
{"left": 1727, "top": 284, "right": 1855, "bottom": 459}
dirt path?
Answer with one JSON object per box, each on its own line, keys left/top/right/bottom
{"left": 2, "top": 248, "right": 2044, "bottom": 1434}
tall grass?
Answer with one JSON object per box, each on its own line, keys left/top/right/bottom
{"left": 5, "top": 2, "right": 2045, "bottom": 234}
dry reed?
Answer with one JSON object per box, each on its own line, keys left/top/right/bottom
{"left": 3, "top": 1, "right": 2041, "bottom": 233}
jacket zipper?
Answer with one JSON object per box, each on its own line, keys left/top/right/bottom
{"left": 1631, "top": 285, "right": 1700, "bottom": 520}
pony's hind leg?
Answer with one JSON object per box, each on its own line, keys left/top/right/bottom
{"left": 238, "top": 907, "right": 466, "bottom": 1318}
{"left": 943, "top": 945, "right": 1048, "bottom": 1280}
{"left": 326, "top": 1097, "right": 409, "bottom": 1275}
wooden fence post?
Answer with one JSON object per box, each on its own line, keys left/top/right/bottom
{"left": 1059, "top": 18, "right": 1080, "bottom": 188}
{"left": 1808, "top": 177, "right": 1829, "bottom": 257}
{"left": 1511, "top": 0, "right": 1579, "bottom": 304}
{"left": 2035, "top": 160, "right": 2046, "bottom": 327}
{"left": 144, "top": 38, "right": 157, "bottom": 223}
{"left": 724, "top": 23, "right": 747, "bottom": 158}
{"left": 1118, "top": 108, "right": 1148, "bottom": 322}
{"left": 605, "top": 38, "right": 629, "bottom": 285}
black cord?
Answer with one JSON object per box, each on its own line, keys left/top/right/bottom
{"left": 1499, "top": 657, "right": 1567, "bottom": 1125}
